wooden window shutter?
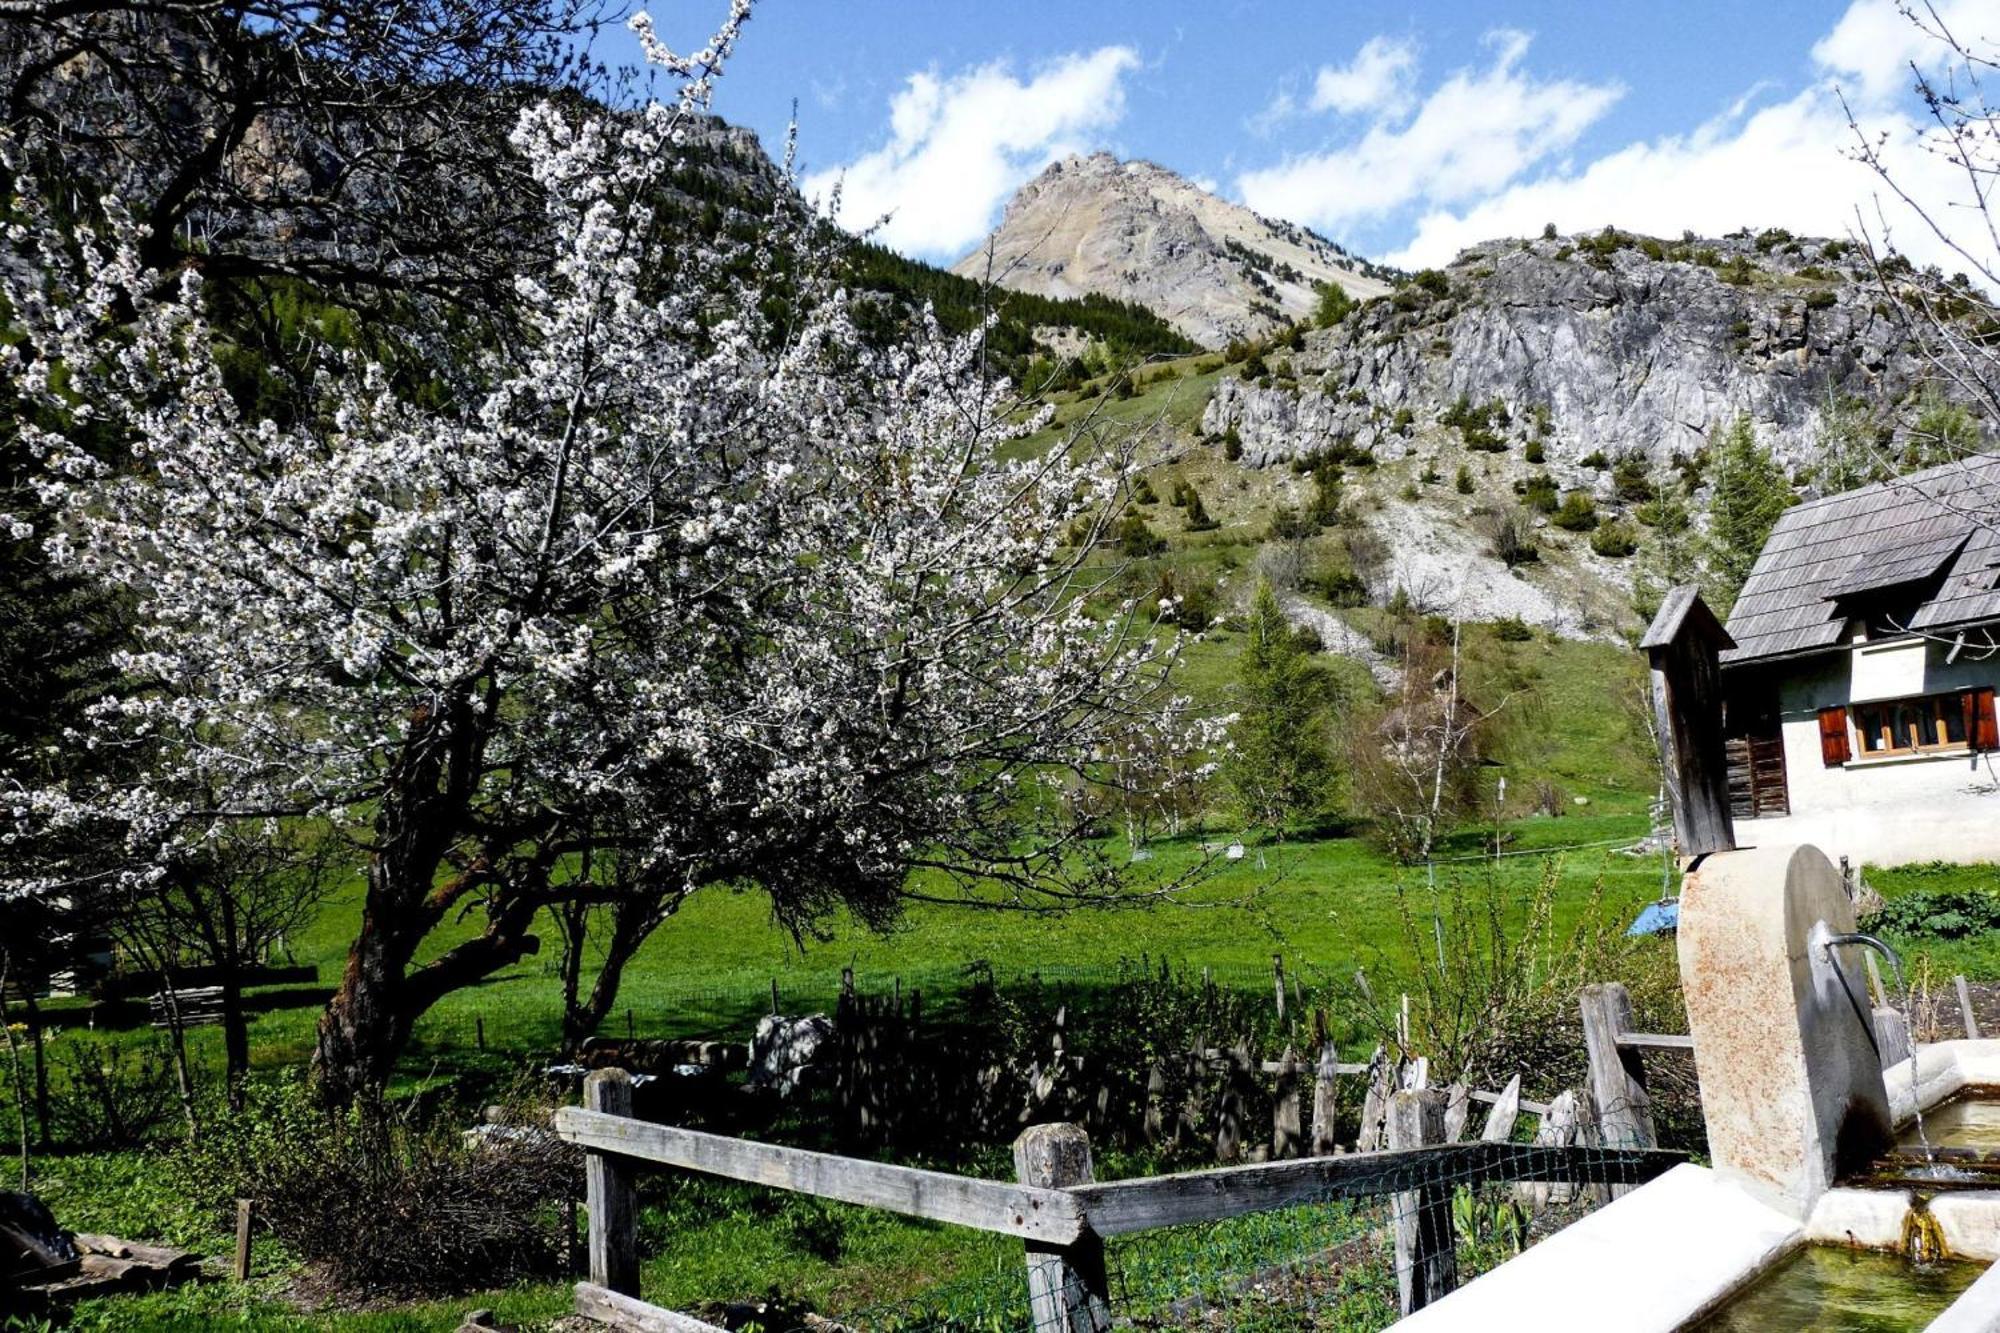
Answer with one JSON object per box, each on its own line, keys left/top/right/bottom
{"left": 1818, "top": 706, "right": 1851, "bottom": 767}
{"left": 1973, "top": 687, "right": 1999, "bottom": 753}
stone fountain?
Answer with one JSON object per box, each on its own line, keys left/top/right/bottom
{"left": 1395, "top": 843, "right": 2000, "bottom": 1331}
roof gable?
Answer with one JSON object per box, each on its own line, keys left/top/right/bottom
{"left": 1720, "top": 452, "right": 2000, "bottom": 666}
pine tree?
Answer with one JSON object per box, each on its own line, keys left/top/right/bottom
{"left": 1703, "top": 416, "right": 1795, "bottom": 614}
{"left": 1227, "top": 581, "right": 1340, "bottom": 832}
{"left": 1632, "top": 467, "right": 1701, "bottom": 623}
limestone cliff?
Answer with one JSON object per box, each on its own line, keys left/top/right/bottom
{"left": 1201, "top": 230, "right": 1933, "bottom": 476}
{"left": 953, "top": 152, "right": 1393, "bottom": 349}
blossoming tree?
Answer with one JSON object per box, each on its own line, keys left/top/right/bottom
{"left": 2, "top": 2, "right": 1215, "bottom": 1104}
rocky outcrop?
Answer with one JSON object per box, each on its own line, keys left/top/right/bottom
{"left": 954, "top": 152, "right": 1393, "bottom": 348}
{"left": 1203, "top": 231, "right": 1936, "bottom": 474}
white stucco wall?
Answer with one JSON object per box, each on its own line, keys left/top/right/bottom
{"left": 1735, "top": 637, "right": 2000, "bottom": 867}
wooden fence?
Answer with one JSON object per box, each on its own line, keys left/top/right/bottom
{"left": 556, "top": 1054, "right": 1686, "bottom": 1331}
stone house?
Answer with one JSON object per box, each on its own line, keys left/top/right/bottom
{"left": 1719, "top": 453, "right": 2000, "bottom": 866}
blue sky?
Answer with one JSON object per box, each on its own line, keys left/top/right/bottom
{"left": 611, "top": 1, "right": 1991, "bottom": 270}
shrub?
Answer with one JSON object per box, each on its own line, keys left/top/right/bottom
{"left": 1611, "top": 453, "right": 1655, "bottom": 503}
{"left": 1116, "top": 514, "right": 1167, "bottom": 555}
{"left": 1869, "top": 890, "right": 2000, "bottom": 940}
{"left": 1541, "top": 222, "right": 1558, "bottom": 240}
{"left": 1524, "top": 438, "right": 1545, "bottom": 464}
{"left": 1520, "top": 473, "right": 1560, "bottom": 513}
{"left": 1314, "top": 281, "right": 1354, "bottom": 327}
{"left": 1392, "top": 407, "right": 1415, "bottom": 434}
{"left": 1590, "top": 520, "right": 1639, "bottom": 558}
{"left": 1579, "top": 449, "right": 1610, "bottom": 470}
{"left": 1412, "top": 269, "right": 1451, "bottom": 297}
{"left": 1267, "top": 504, "right": 1315, "bottom": 542}
{"left": 1489, "top": 508, "right": 1540, "bottom": 568}
{"left": 1805, "top": 289, "right": 1837, "bottom": 311}
{"left": 1552, "top": 491, "right": 1600, "bottom": 532}
{"left": 1222, "top": 425, "right": 1243, "bottom": 461}
{"left": 1455, "top": 465, "right": 1475, "bottom": 495}
{"left": 50, "top": 1034, "right": 182, "bottom": 1148}
{"left": 1419, "top": 462, "right": 1442, "bottom": 485}
{"left": 178, "top": 1077, "right": 578, "bottom": 1296}
{"left": 1495, "top": 616, "right": 1534, "bottom": 642}
{"left": 1133, "top": 476, "right": 1158, "bottom": 505}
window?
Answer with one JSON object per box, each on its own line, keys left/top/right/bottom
{"left": 1835, "top": 687, "right": 1998, "bottom": 762}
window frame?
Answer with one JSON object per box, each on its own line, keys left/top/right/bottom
{"left": 1848, "top": 688, "right": 1975, "bottom": 759}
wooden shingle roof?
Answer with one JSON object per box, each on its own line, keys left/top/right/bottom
{"left": 1720, "top": 452, "right": 2000, "bottom": 666}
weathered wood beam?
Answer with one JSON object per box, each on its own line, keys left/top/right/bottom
{"left": 575, "top": 1282, "right": 731, "bottom": 1332}
{"left": 553, "top": 1108, "right": 1087, "bottom": 1245}
{"left": 1613, "top": 1032, "right": 1695, "bottom": 1052}
{"left": 1065, "top": 1142, "right": 1685, "bottom": 1236}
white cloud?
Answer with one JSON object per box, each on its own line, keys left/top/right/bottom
{"left": 804, "top": 47, "right": 1139, "bottom": 260}
{"left": 1236, "top": 30, "right": 1623, "bottom": 233}
{"left": 1310, "top": 35, "right": 1419, "bottom": 117}
{"left": 1380, "top": 0, "right": 1990, "bottom": 270}
{"left": 1812, "top": 0, "right": 1992, "bottom": 103}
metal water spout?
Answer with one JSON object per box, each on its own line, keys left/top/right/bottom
{"left": 1821, "top": 931, "right": 1907, "bottom": 995}
{"left": 1822, "top": 929, "right": 1932, "bottom": 1164}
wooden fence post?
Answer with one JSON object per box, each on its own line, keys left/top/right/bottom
{"left": 1578, "top": 983, "right": 1656, "bottom": 1181}
{"left": 1271, "top": 1046, "right": 1302, "bottom": 1160}
{"left": 1958, "top": 976, "right": 1981, "bottom": 1040}
{"left": 1272, "top": 954, "right": 1287, "bottom": 1025}
{"left": 1387, "top": 1089, "right": 1456, "bottom": 1316}
{"left": 584, "top": 1069, "right": 640, "bottom": 1296}
{"left": 233, "top": 1199, "right": 253, "bottom": 1282}
{"left": 1012, "top": 1124, "right": 1112, "bottom": 1333}
{"left": 1874, "top": 1006, "right": 1911, "bottom": 1070}
{"left": 1311, "top": 1042, "right": 1341, "bottom": 1156}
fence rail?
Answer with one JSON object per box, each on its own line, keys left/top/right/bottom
{"left": 559, "top": 1047, "right": 1689, "bottom": 1330}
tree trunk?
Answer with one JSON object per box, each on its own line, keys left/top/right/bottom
{"left": 560, "top": 895, "right": 679, "bottom": 1054}
{"left": 217, "top": 893, "right": 250, "bottom": 1111}
{"left": 21, "top": 992, "right": 49, "bottom": 1149}
{"left": 312, "top": 872, "right": 426, "bottom": 1107}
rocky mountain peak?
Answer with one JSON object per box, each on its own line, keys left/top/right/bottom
{"left": 953, "top": 153, "right": 1394, "bottom": 349}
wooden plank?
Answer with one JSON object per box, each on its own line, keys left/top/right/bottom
{"left": 1579, "top": 983, "right": 1657, "bottom": 1181}
{"left": 1959, "top": 976, "right": 1982, "bottom": 1040}
{"left": 1310, "top": 1044, "right": 1342, "bottom": 1157}
{"left": 1357, "top": 1045, "right": 1391, "bottom": 1152}
{"left": 1441, "top": 1083, "right": 1471, "bottom": 1144}
{"left": 584, "top": 1071, "right": 640, "bottom": 1297}
{"left": 1013, "top": 1124, "right": 1112, "bottom": 1333}
{"left": 1065, "top": 1141, "right": 1685, "bottom": 1237}
{"left": 1468, "top": 1080, "right": 1547, "bottom": 1118}
{"left": 1388, "top": 1090, "right": 1455, "bottom": 1316}
{"left": 1478, "top": 1075, "right": 1524, "bottom": 1140}
{"left": 1875, "top": 1006, "right": 1911, "bottom": 1071}
{"left": 1272, "top": 1047, "right": 1303, "bottom": 1160}
{"left": 233, "top": 1200, "right": 252, "bottom": 1283}
{"left": 576, "top": 1282, "right": 730, "bottom": 1332}
{"left": 553, "top": 1108, "right": 1087, "bottom": 1245}
{"left": 1614, "top": 1032, "right": 1695, "bottom": 1051}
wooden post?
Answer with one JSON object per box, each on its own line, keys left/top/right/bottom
{"left": 1272, "top": 1046, "right": 1302, "bottom": 1160}
{"left": 1357, "top": 1045, "right": 1391, "bottom": 1152}
{"left": 1865, "top": 953, "right": 1886, "bottom": 1009}
{"left": 584, "top": 1069, "right": 640, "bottom": 1296}
{"left": 1480, "top": 1074, "right": 1522, "bottom": 1142}
{"left": 1012, "top": 1124, "right": 1112, "bottom": 1333}
{"left": 1442, "top": 1083, "right": 1471, "bottom": 1143}
{"left": 1874, "top": 1007, "right": 1911, "bottom": 1071}
{"left": 1640, "top": 585, "right": 1737, "bottom": 856}
{"left": 475, "top": 1015, "right": 485, "bottom": 1051}
{"left": 1311, "top": 1043, "right": 1342, "bottom": 1156}
{"left": 1273, "top": 954, "right": 1287, "bottom": 1025}
{"left": 1958, "top": 976, "right": 1981, "bottom": 1040}
{"left": 1578, "top": 983, "right": 1657, "bottom": 1181}
{"left": 233, "top": 1199, "right": 253, "bottom": 1282}
{"left": 1387, "top": 1089, "right": 1456, "bottom": 1316}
